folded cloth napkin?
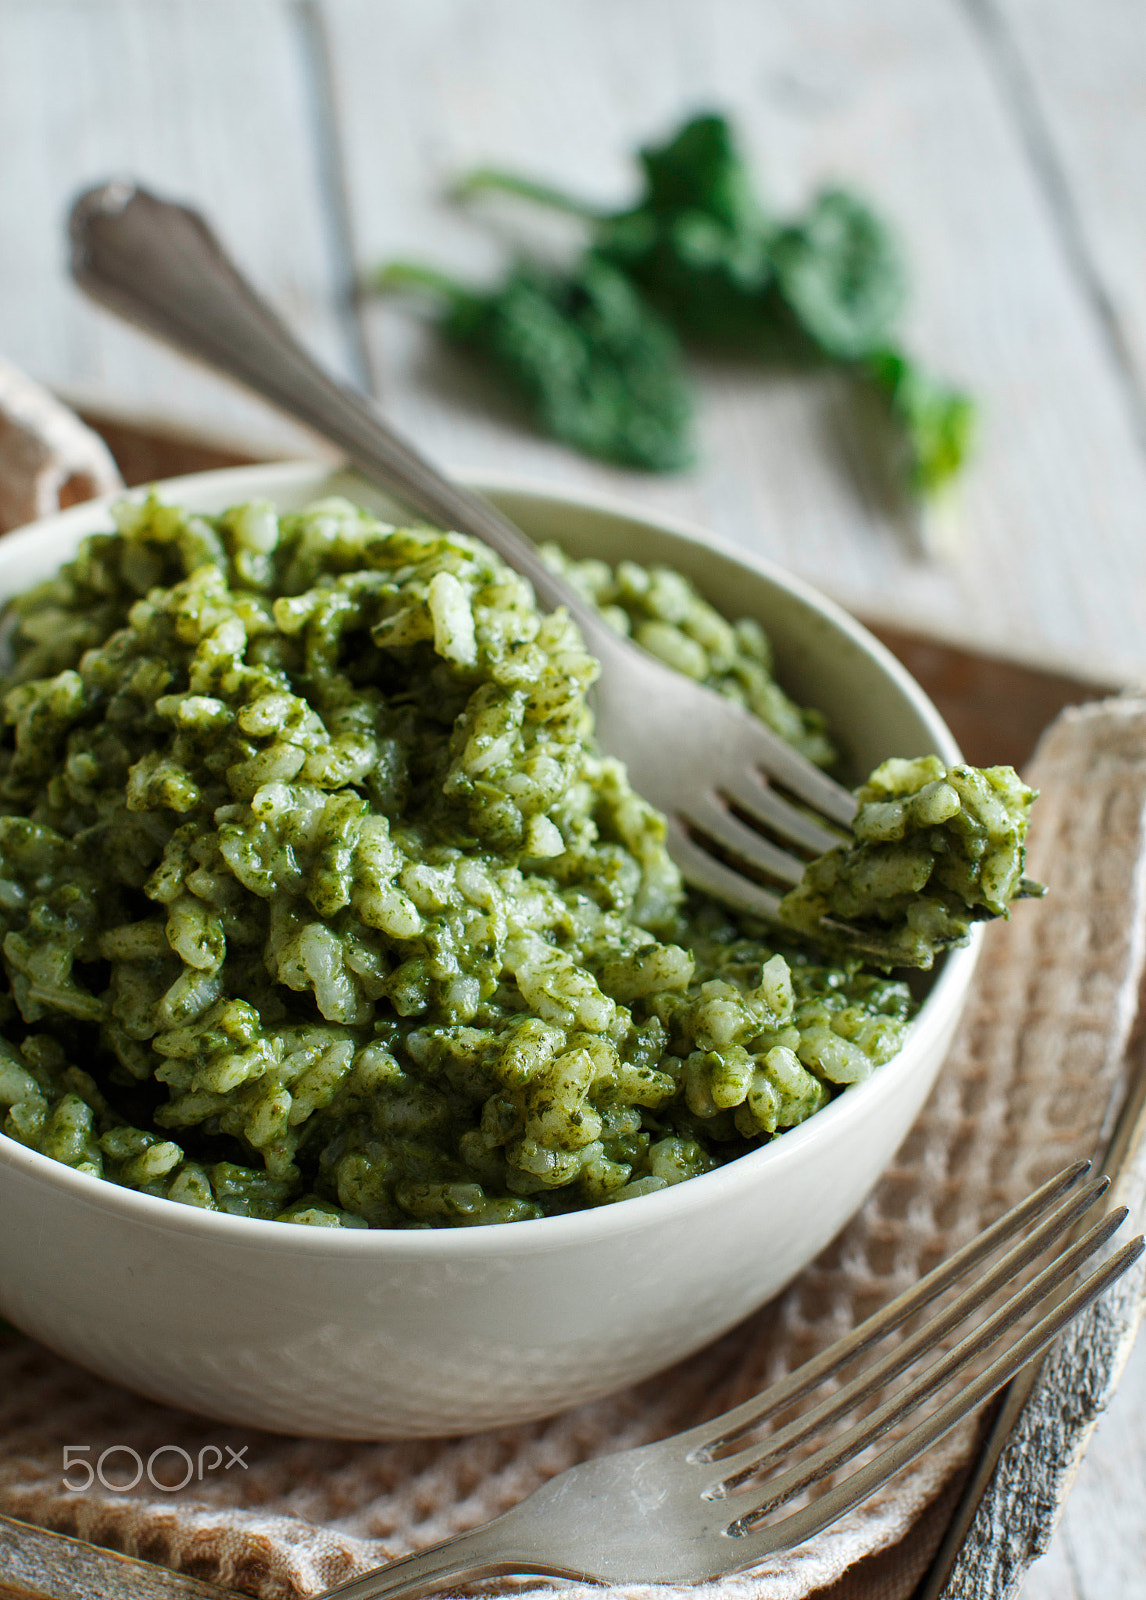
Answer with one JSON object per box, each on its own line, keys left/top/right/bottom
{"left": 0, "top": 356, "right": 121, "bottom": 531}
{"left": 3, "top": 693, "right": 1145, "bottom": 1600}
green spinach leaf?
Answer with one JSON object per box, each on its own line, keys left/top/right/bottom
{"left": 866, "top": 349, "right": 977, "bottom": 494}
{"left": 377, "top": 254, "right": 694, "bottom": 472}
{"left": 464, "top": 114, "right": 775, "bottom": 346}
{"left": 769, "top": 188, "right": 906, "bottom": 361}
{"left": 455, "top": 113, "right": 977, "bottom": 496}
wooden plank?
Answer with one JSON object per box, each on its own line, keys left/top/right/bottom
{"left": 909, "top": 14, "right": 1146, "bottom": 1587}
{"left": 316, "top": 0, "right": 1146, "bottom": 684}
{"left": 1022, "top": 1332, "right": 1146, "bottom": 1600}
{"left": 0, "top": 1514, "right": 230, "bottom": 1600}
{"left": 862, "top": 624, "right": 1112, "bottom": 771}
{"left": 925, "top": 1003, "right": 1146, "bottom": 1600}
{"left": 0, "top": 0, "right": 353, "bottom": 454}
{"left": 985, "top": 0, "right": 1146, "bottom": 435}
{"left": 988, "top": 1021, "right": 1146, "bottom": 1600}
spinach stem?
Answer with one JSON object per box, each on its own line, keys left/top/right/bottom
{"left": 453, "top": 167, "right": 603, "bottom": 220}
{"left": 373, "top": 260, "right": 472, "bottom": 302}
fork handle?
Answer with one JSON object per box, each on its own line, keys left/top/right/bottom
{"left": 67, "top": 181, "right": 623, "bottom": 670}
{"left": 318, "top": 1506, "right": 574, "bottom": 1600}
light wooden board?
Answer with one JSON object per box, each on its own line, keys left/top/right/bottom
{"left": 1, "top": 3, "right": 1146, "bottom": 1594}
{"left": 0, "top": 0, "right": 352, "bottom": 453}
{"left": 924, "top": 993, "right": 1146, "bottom": 1600}
{"left": 989, "top": 0, "right": 1146, "bottom": 437}
{"left": 1018, "top": 1331, "right": 1146, "bottom": 1600}
{"left": 316, "top": 0, "right": 1146, "bottom": 683}
{"left": 4, "top": 0, "right": 1146, "bottom": 680}
{"left": 0, "top": 1513, "right": 227, "bottom": 1599}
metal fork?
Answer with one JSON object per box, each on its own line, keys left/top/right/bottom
{"left": 67, "top": 181, "right": 855, "bottom": 922}
{"left": 309, "top": 1162, "right": 1140, "bottom": 1598}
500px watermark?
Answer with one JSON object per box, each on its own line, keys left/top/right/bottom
{"left": 62, "top": 1444, "right": 248, "bottom": 1493}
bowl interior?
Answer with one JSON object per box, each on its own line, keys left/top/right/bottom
{"left": 0, "top": 461, "right": 959, "bottom": 780}
{"left": 469, "top": 476, "right": 961, "bottom": 782}
{"left": 0, "top": 460, "right": 969, "bottom": 1248}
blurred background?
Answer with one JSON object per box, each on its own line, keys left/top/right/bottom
{"left": 2, "top": 2, "right": 1145, "bottom": 1595}
{"left": 3, "top": 0, "right": 1145, "bottom": 688}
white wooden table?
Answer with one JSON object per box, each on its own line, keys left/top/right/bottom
{"left": 1, "top": 2, "right": 1146, "bottom": 1594}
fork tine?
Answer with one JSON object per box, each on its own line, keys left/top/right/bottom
{"left": 729, "top": 716, "right": 858, "bottom": 831}
{"left": 720, "top": 769, "right": 848, "bottom": 856}
{"left": 665, "top": 819, "right": 786, "bottom": 921}
{"left": 733, "top": 1233, "right": 1144, "bottom": 1559}
{"left": 312, "top": 1172, "right": 1129, "bottom": 1599}
{"left": 712, "top": 1174, "right": 1111, "bottom": 1487}
{"left": 676, "top": 796, "right": 807, "bottom": 886}
{"left": 684, "top": 1160, "right": 1092, "bottom": 1460}
{"left": 726, "top": 1208, "right": 1132, "bottom": 1526}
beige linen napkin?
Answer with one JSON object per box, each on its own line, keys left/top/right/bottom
{"left": 3, "top": 694, "right": 1146, "bottom": 1600}
{"left": 0, "top": 357, "right": 121, "bottom": 530}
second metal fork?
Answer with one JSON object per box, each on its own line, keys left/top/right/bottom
{"left": 69, "top": 181, "right": 856, "bottom": 921}
{"left": 317, "top": 1161, "right": 1140, "bottom": 1597}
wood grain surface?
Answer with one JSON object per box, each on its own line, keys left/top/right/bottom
{"left": 0, "top": 1513, "right": 229, "bottom": 1600}
{"left": 0, "top": 0, "right": 354, "bottom": 453}
{"left": 992, "top": 0, "right": 1146, "bottom": 423}
{"left": 1, "top": 4, "right": 1145, "bottom": 1596}
{"left": 1, "top": 1, "right": 1145, "bottom": 684}
{"left": 316, "top": 0, "right": 1146, "bottom": 683}
{"left": 922, "top": 988, "right": 1146, "bottom": 1600}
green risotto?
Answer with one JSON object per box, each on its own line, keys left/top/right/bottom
{"left": 0, "top": 497, "right": 1029, "bottom": 1227}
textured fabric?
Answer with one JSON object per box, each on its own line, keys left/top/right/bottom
{"left": 3, "top": 697, "right": 1145, "bottom": 1600}
{"left": 0, "top": 356, "right": 122, "bottom": 532}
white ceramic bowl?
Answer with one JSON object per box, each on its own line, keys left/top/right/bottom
{"left": 0, "top": 462, "right": 980, "bottom": 1438}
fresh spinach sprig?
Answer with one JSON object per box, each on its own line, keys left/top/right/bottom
{"left": 376, "top": 253, "right": 694, "bottom": 473}
{"left": 458, "top": 114, "right": 976, "bottom": 495}
{"left": 865, "top": 348, "right": 977, "bottom": 495}
{"left": 462, "top": 117, "right": 775, "bottom": 348}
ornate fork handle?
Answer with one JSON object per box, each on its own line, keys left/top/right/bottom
{"left": 321, "top": 1455, "right": 687, "bottom": 1598}
{"left": 67, "top": 182, "right": 627, "bottom": 676}
{"left": 321, "top": 1504, "right": 586, "bottom": 1600}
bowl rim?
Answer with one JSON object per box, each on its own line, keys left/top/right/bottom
{"left": 0, "top": 459, "right": 981, "bottom": 1257}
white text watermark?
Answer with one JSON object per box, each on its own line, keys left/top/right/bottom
{"left": 62, "top": 1444, "right": 248, "bottom": 1493}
